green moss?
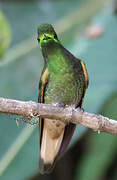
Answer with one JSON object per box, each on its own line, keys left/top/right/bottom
{"left": 0, "top": 11, "right": 11, "bottom": 59}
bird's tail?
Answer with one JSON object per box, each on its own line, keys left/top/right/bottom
{"left": 39, "top": 118, "right": 65, "bottom": 174}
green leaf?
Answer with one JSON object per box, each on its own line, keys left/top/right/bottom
{"left": 0, "top": 11, "right": 11, "bottom": 59}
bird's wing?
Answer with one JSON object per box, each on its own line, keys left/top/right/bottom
{"left": 81, "top": 60, "right": 89, "bottom": 89}
{"left": 38, "top": 67, "right": 66, "bottom": 174}
{"left": 77, "top": 60, "right": 89, "bottom": 107}
{"left": 38, "top": 67, "right": 50, "bottom": 146}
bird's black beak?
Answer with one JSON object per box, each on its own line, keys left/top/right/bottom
{"left": 37, "top": 38, "right": 40, "bottom": 42}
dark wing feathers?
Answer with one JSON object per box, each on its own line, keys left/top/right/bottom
{"left": 38, "top": 67, "right": 50, "bottom": 146}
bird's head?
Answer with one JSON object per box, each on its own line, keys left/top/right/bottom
{"left": 37, "top": 24, "right": 59, "bottom": 45}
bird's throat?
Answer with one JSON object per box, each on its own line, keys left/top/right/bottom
{"left": 41, "top": 40, "right": 61, "bottom": 58}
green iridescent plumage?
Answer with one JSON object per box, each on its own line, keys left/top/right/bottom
{"left": 37, "top": 24, "right": 88, "bottom": 174}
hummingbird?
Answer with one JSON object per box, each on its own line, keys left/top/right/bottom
{"left": 37, "top": 24, "right": 89, "bottom": 174}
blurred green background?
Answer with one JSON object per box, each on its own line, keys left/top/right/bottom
{"left": 0, "top": 0, "right": 117, "bottom": 179}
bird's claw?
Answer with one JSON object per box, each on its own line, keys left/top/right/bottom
{"left": 76, "top": 107, "right": 84, "bottom": 113}
{"left": 52, "top": 103, "right": 65, "bottom": 108}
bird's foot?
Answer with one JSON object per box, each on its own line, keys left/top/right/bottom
{"left": 52, "top": 102, "right": 65, "bottom": 108}
{"left": 76, "top": 107, "right": 84, "bottom": 113}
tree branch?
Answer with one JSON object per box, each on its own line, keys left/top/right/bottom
{"left": 0, "top": 97, "right": 117, "bottom": 135}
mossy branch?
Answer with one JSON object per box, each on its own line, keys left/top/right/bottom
{"left": 0, "top": 97, "right": 117, "bottom": 135}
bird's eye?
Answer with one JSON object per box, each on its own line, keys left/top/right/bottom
{"left": 54, "top": 34, "right": 57, "bottom": 39}
{"left": 44, "top": 34, "right": 47, "bottom": 38}
{"left": 37, "top": 38, "right": 40, "bottom": 42}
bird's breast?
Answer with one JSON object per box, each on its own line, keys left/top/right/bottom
{"left": 45, "top": 70, "right": 82, "bottom": 106}
{"left": 44, "top": 50, "right": 84, "bottom": 106}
